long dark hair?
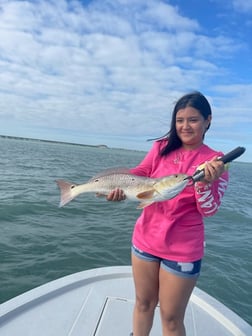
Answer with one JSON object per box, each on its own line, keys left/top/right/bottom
{"left": 157, "top": 91, "right": 212, "bottom": 156}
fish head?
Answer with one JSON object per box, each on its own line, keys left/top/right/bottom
{"left": 154, "top": 174, "right": 189, "bottom": 200}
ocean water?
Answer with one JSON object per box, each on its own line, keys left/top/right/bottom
{"left": 0, "top": 137, "right": 251, "bottom": 326}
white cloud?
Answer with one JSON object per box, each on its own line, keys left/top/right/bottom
{"left": 142, "top": 1, "right": 199, "bottom": 31}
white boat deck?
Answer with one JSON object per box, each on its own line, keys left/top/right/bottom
{"left": 0, "top": 266, "right": 251, "bottom": 336}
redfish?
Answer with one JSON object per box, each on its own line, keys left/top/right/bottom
{"left": 56, "top": 170, "right": 188, "bottom": 209}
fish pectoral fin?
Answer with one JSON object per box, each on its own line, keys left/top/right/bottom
{"left": 136, "top": 189, "right": 155, "bottom": 200}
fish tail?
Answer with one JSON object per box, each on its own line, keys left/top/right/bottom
{"left": 56, "top": 180, "right": 78, "bottom": 207}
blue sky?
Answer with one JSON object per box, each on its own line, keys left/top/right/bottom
{"left": 0, "top": 0, "right": 251, "bottom": 162}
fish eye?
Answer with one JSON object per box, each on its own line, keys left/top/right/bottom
{"left": 71, "top": 185, "right": 75, "bottom": 189}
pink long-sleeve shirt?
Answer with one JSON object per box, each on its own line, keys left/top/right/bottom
{"left": 130, "top": 140, "right": 229, "bottom": 262}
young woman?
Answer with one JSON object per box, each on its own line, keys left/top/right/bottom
{"left": 108, "top": 91, "right": 229, "bottom": 336}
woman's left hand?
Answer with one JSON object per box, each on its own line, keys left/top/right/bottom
{"left": 202, "top": 157, "right": 225, "bottom": 184}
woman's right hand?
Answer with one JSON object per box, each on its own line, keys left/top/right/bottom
{"left": 106, "top": 188, "right": 126, "bottom": 201}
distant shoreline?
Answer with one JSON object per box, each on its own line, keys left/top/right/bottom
{"left": 0, "top": 134, "right": 146, "bottom": 153}
{"left": 0, "top": 134, "right": 109, "bottom": 149}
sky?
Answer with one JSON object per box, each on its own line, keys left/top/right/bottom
{"left": 0, "top": 0, "right": 251, "bottom": 162}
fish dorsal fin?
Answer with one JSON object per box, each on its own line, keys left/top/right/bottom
{"left": 89, "top": 167, "right": 130, "bottom": 180}
{"left": 136, "top": 189, "right": 155, "bottom": 200}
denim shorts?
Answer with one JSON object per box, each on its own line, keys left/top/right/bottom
{"left": 132, "top": 245, "right": 201, "bottom": 279}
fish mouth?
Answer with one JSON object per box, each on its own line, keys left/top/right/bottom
{"left": 183, "top": 175, "right": 194, "bottom": 186}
